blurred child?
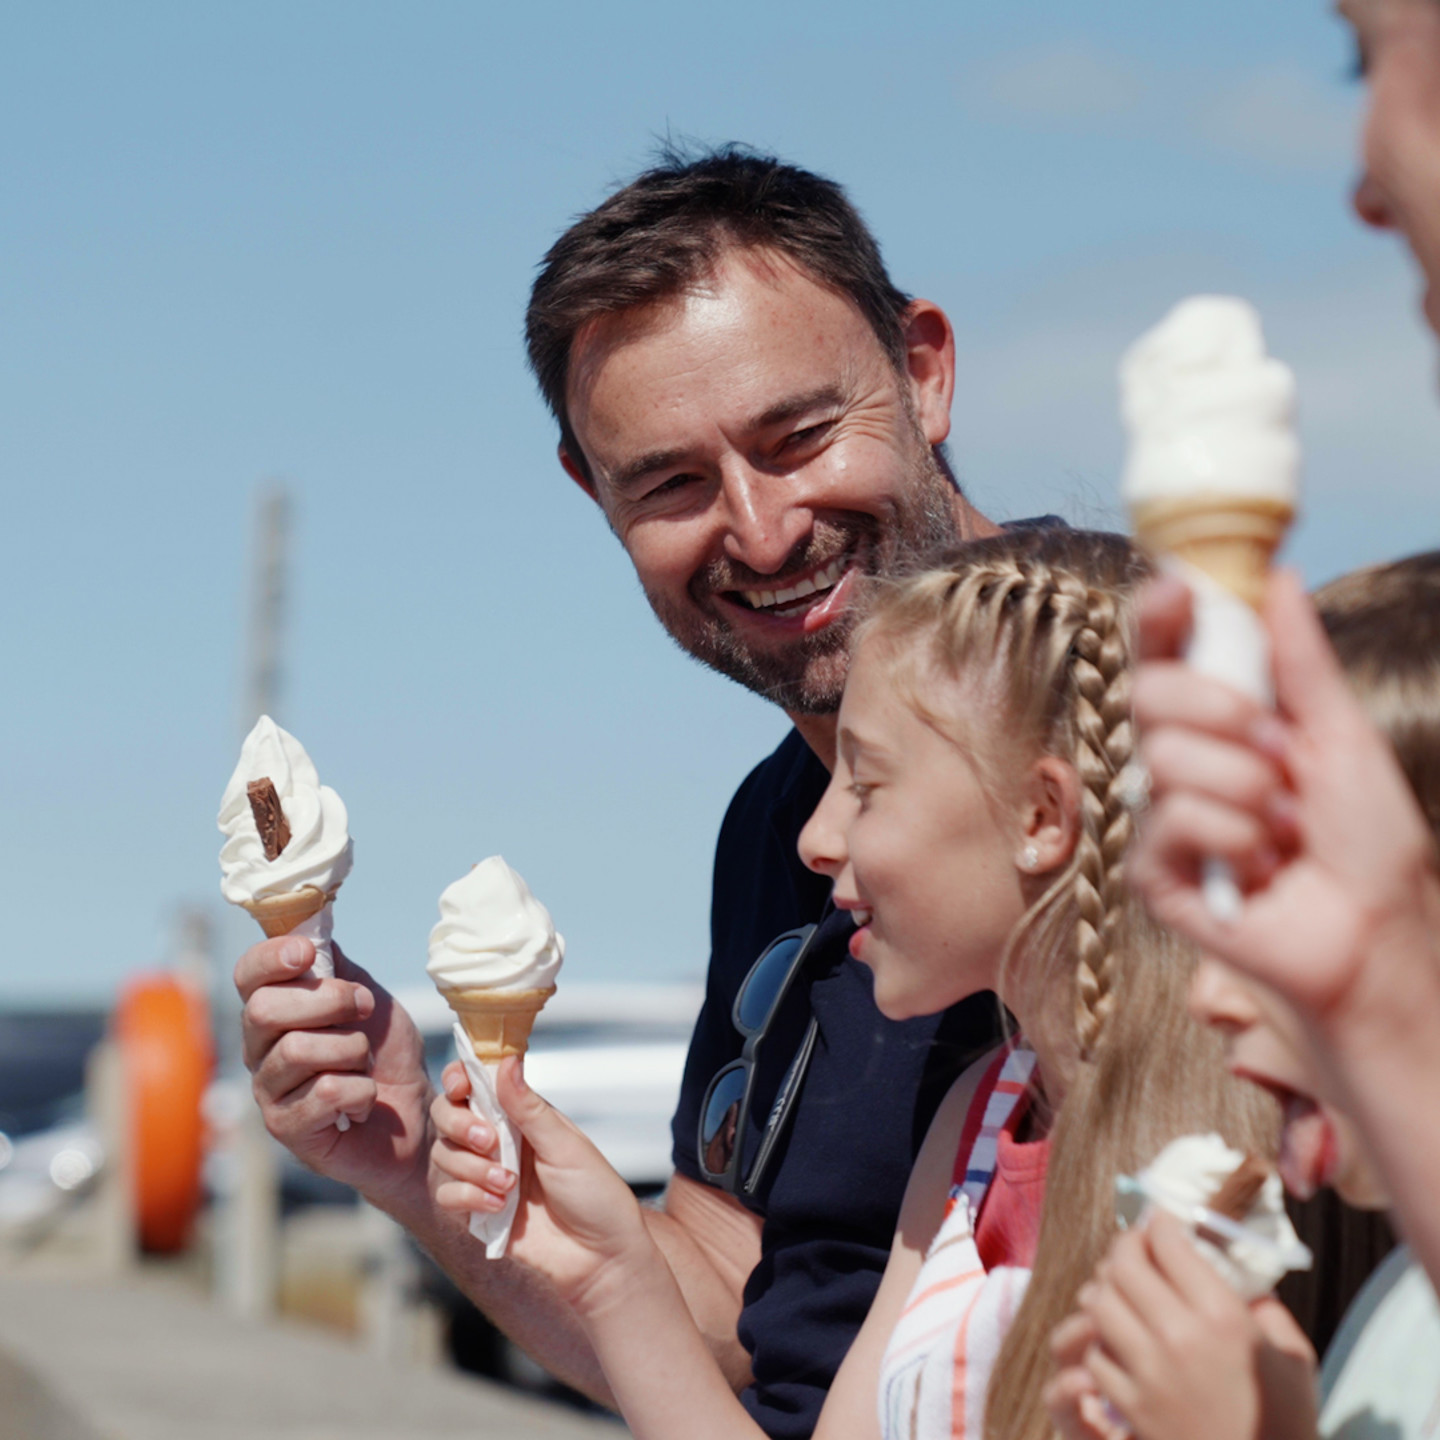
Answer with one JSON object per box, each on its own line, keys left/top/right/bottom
{"left": 1049, "top": 551, "right": 1440, "bottom": 1440}
{"left": 429, "top": 527, "right": 1273, "bottom": 1440}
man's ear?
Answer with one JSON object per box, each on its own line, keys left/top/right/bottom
{"left": 559, "top": 443, "right": 600, "bottom": 503}
{"left": 1015, "top": 757, "right": 1082, "bottom": 876}
{"left": 901, "top": 299, "right": 956, "bottom": 448}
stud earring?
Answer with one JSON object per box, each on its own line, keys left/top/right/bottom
{"left": 1021, "top": 844, "right": 1040, "bottom": 871}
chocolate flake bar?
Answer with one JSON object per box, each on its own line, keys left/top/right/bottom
{"left": 1207, "top": 1153, "right": 1269, "bottom": 1221}
{"left": 246, "top": 778, "right": 291, "bottom": 861}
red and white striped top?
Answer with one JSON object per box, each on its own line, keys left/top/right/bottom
{"left": 877, "top": 1043, "right": 1043, "bottom": 1440}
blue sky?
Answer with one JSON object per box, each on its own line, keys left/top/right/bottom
{"left": 3, "top": 2, "right": 1436, "bottom": 1006}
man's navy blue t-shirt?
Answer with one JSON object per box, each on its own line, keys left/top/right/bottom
{"left": 671, "top": 729, "right": 1003, "bottom": 1440}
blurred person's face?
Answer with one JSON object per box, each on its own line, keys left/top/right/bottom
{"left": 1189, "top": 956, "right": 1389, "bottom": 1209}
{"left": 798, "top": 635, "right": 1074, "bottom": 1021}
{"left": 559, "top": 246, "right": 966, "bottom": 715}
{"left": 1342, "top": 0, "right": 1440, "bottom": 331}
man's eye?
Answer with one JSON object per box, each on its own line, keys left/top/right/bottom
{"left": 646, "top": 473, "right": 701, "bottom": 499}
{"left": 781, "top": 422, "right": 832, "bottom": 452}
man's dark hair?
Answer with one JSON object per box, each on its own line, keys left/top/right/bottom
{"left": 525, "top": 143, "right": 913, "bottom": 477}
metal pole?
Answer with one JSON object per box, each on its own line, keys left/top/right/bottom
{"left": 214, "top": 482, "right": 289, "bottom": 1319}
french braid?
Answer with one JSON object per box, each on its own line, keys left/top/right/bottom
{"left": 858, "top": 532, "right": 1142, "bottom": 1062}
{"left": 859, "top": 529, "right": 1280, "bottom": 1440}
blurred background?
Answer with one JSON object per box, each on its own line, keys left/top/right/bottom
{"left": 1, "top": 0, "right": 1435, "bottom": 1421}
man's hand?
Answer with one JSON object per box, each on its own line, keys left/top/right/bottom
{"left": 235, "top": 936, "right": 433, "bottom": 1218}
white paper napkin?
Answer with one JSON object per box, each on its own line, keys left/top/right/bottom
{"left": 451, "top": 1021, "right": 521, "bottom": 1258}
{"left": 293, "top": 901, "right": 350, "bottom": 1129}
{"left": 1168, "top": 557, "right": 1274, "bottom": 922}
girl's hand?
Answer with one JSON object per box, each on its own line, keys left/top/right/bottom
{"left": 1076, "top": 1212, "right": 1316, "bottom": 1440}
{"left": 1130, "top": 570, "right": 1439, "bottom": 1030}
{"left": 428, "top": 1056, "right": 655, "bottom": 1314}
{"left": 1046, "top": 1313, "right": 1128, "bottom": 1440}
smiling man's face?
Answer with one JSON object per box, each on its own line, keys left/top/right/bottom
{"left": 562, "top": 246, "right": 968, "bottom": 715}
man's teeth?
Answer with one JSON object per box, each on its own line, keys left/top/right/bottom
{"left": 742, "top": 558, "right": 846, "bottom": 612}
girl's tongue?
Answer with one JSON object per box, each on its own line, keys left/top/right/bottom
{"left": 1277, "top": 1094, "right": 1337, "bottom": 1200}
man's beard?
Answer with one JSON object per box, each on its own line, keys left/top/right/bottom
{"left": 643, "top": 441, "right": 966, "bottom": 715}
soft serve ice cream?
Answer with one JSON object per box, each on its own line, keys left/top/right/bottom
{"left": 1121, "top": 295, "right": 1300, "bottom": 521}
{"left": 1119, "top": 298, "right": 1303, "bottom": 917}
{"left": 429, "top": 856, "right": 565, "bottom": 1257}
{"left": 427, "top": 857, "right": 564, "bottom": 1006}
{"left": 218, "top": 715, "right": 355, "bottom": 1127}
{"left": 218, "top": 716, "right": 353, "bottom": 913}
{"left": 1116, "top": 1133, "right": 1311, "bottom": 1301}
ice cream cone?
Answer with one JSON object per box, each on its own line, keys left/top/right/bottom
{"left": 1132, "top": 494, "right": 1293, "bottom": 611}
{"left": 243, "top": 885, "right": 334, "bottom": 938}
{"left": 442, "top": 985, "right": 556, "bottom": 1062}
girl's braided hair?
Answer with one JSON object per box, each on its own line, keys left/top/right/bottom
{"left": 856, "top": 526, "right": 1278, "bottom": 1440}
{"left": 856, "top": 525, "right": 1145, "bottom": 1067}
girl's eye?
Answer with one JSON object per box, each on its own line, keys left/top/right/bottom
{"left": 848, "top": 780, "right": 873, "bottom": 803}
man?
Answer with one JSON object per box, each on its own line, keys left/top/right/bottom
{"left": 237, "top": 146, "right": 1012, "bottom": 1437}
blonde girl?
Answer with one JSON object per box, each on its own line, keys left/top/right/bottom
{"left": 427, "top": 526, "right": 1272, "bottom": 1440}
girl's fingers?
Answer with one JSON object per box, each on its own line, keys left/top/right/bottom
{"left": 431, "top": 1136, "right": 516, "bottom": 1194}
{"left": 1078, "top": 1277, "right": 1154, "bottom": 1380}
{"left": 435, "top": 1178, "right": 512, "bottom": 1215}
{"left": 1142, "top": 1212, "right": 1243, "bottom": 1315}
{"left": 1132, "top": 661, "right": 1265, "bottom": 741}
{"left": 1081, "top": 1343, "right": 1142, "bottom": 1434}
{"left": 1136, "top": 576, "right": 1194, "bottom": 662}
{"left": 1051, "top": 1311, "right": 1099, "bottom": 1368}
{"left": 1142, "top": 725, "right": 1287, "bottom": 822}
{"left": 428, "top": 1092, "right": 497, "bottom": 1154}
{"left": 441, "top": 1060, "right": 472, "bottom": 1101}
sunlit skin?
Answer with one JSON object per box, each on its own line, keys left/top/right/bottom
{"left": 1189, "top": 957, "right": 1390, "bottom": 1209}
{"left": 1340, "top": 0, "right": 1440, "bottom": 332}
{"left": 559, "top": 246, "right": 995, "bottom": 748}
{"left": 797, "top": 635, "right": 1080, "bottom": 1041}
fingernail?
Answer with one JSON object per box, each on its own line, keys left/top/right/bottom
{"left": 490, "top": 1169, "right": 515, "bottom": 1192}
{"left": 281, "top": 940, "right": 309, "bottom": 970}
{"left": 1250, "top": 715, "right": 1288, "bottom": 759}
{"left": 468, "top": 1124, "right": 493, "bottom": 1150}
{"left": 1266, "top": 791, "right": 1299, "bottom": 831}
{"left": 353, "top": 986, "right": 375, "bottom": 1018}
{"left": 482, "top": 1190, "right": 506, "bottom": 1211}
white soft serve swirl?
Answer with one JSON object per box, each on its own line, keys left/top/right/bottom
{"left": 1136, "top": 1132, "right": 1301, "bottom": 1299}
{"left": 1121, "top": 295, "right": 1300, "bottom": 508}
{"left": 427, "top": 856, "right": 565, "bottom": 992}
{"left": 217, "top": 716, "right": 354, "bottom": 904}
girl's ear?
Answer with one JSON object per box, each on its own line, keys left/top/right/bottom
{"left": 1015, "top": 757, "right": 1082, "bottom": 875}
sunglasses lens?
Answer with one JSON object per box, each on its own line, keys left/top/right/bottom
{"left": 736, "top": 933, "right": 807, "bottom": 1033}
{"left": 699, "top": 1065, "right": 748, "bottom": 1181}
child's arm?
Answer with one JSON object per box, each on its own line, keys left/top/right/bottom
{"left": 1064, "top": 1212, "right": 1317, "bottom": 1440}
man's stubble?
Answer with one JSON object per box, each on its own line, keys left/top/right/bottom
{"left": 642, "top": 437, "right": 968, "bottom": 716}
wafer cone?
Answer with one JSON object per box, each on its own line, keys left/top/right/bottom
{"left": 442, "top": 986, "right": 555, "bottom": 1062}
{"left": 1132, "top": 494, "right": 1293, "bottom": 611}
{"left": 243, "top": 885, "right": 334, "bottom": 938}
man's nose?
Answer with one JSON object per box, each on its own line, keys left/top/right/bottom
{"left": 717, "top": 463, "right": 813, "bottom": 575}
{"left": 1352, "top": 170, "right": 1395, "bottom": 231}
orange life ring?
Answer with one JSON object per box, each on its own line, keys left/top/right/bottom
{"left": 114, "top": 974, "right": 212, "bottom": 1252}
